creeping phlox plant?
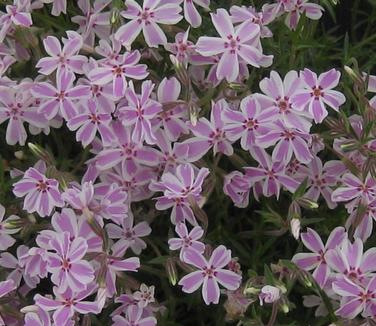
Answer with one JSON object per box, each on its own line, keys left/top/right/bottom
{"left": 0, "top": 0, "right": 376, "bottom": 325}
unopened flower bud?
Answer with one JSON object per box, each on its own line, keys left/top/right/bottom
{"left": 28, "top": 143, "right": 54, "bottom": 165}
{"left": 14, "top": 150, "right": 24, "bottom": 160}
{"left": 297, "top": 197, "right": 319, "bottom": 209}
{"left": 290, "top": 218, "right": 301, "bottom": 240}
{"left": 165, "top": 258, "right": 178, "bottom": 286}
{"left": 259, "top": 285, "right": 281, "bottom": 306}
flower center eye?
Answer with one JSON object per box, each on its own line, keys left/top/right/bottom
{"left": 36, "top": 180, "right": 49, "bottom": 192}
{"left": 61, "top": 258, "right": 71, "bottom": 270}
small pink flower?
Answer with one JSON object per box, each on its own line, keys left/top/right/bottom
{"left": 150, "top": 163, "right": 209, "bottom": 225}
{"left": 291, "top": 68, "right": 346, "bottom": 123}
{"left": 88, "top": 50, "right": 148, "bottom": 97}
{"left": 36, "top": 31, "right": 87, "bottom": 75}
{"left": 71, "top": 0, "right": 111, "bottom": 46}
{"left": 34, "top": 285, "right": 100, "bottom": 325}
{"left": 46, "top": 231, "right": 95, "bottom": 292}
{"left": 196, "top": 9, "right": 267, "bottom": 82}
{"left": 244, "top": 147, "right": 299, "bottom": 199}
{"left": 230, "top": 5, "right": 274, "bottom": 38}
{"left": 332, "top": 275, "right": 376, "bottom": 319}
{"left": 0, "top": 1, "right": 32, "bottom": 42}
{"left": 133, "top": 284, "right": 155, "bottom": 308}
{"left": 165, "top": 29, "right": 196, "bottom": 65}
{"left": 325, "top": 237, "right": 376, "bottom": 284}
{"left": 223, "top": 171, "right": 251, "bottom": 208}
{"left": 182, "top": 99, "right": 234, "bottom": 161}
{"left": 105, "top": 251, "right": 140, "bottom": 297}
{"left": 179, "top": 245, "right": 242, "bottom": 305}
{"left": 115, "top": 0, "right": 183, "bottom": 48}
{"left": 32, "top": 70, "right": 91, "bottom": 120}
{"left": 259, "top": 70, "right": 311, "bottom": 131}
{"left": 118, "top": 80, "right": 162, "bottom": 144}
{"left": 13, "top": 167, "right": 64, "bottom": 217}
{"left": 332, "top": 173, "right": 376, "bottom": 205}
{"left": 95, "top": 123, "right": 161, "bottom": 174}
{"left": 285, "top": 0, "right": 324, "bottom": 31}
{"left": 292, "top": 227, "right": 346, "bottom": 287}
{"left": 168, "top": 223, "right": 205, "bottom": 260}
{"left": 152, "top": 77, "right": 189, "bottom": 141}
{"left": 0, "top": 86, "right": 47, "bottom": 146}
{"left": 112, "top": 305, "right": 157, "bottom": 326}
{"left": 67, "top": 99, "right": 114, "bottom": 147}
{"left": 223, "top": 95, "right": 275, "bottom": 151}
{"left": 107, "top": 213, "right": 152, "bottom": 255}
{"left": 257, "top": 120, "right": 313, "bottom": 164}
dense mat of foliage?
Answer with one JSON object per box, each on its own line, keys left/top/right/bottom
{"left": 1, "top": 0, "right": 376, "bottom": 325}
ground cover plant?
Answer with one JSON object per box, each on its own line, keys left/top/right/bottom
{"left": 1, "top": 0, "right": 376, "bottom": 325}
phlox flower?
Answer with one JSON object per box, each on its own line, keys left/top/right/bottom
{"left": 196, "top": 9, "right": 266, "bottom": 82}
{"left": 259, "top": 70, "right": 312, "bottom": 131}
{"left": 256, "top": 120, "right": 313, "bottom": 164}
{"left": 95, "top": 123, "right": 161, "bottom": 174}
{"left": 67, "top": 99, "right": 114, "bottom": 147}
{"left": 285, "top": 0, "right": 324, "bottom": 31}
{"left": 154, "top": 130, "right": 189, "bottom": 173}
{"left": 36, "top": 31, "right": 87, "bottom": 75}
{"left": 182, "top": 99, "right": 234, "bottom": 161}
{"left": 71, "top": 0, "right": 111, "bottom": 46}
{"left": 0, "top": 0, "right": 32, "bottom": 42}
{"left": 168, "top": 223, "right": 205, "bottom": 260}
{"left": 325, "top": 237, "right": 376, "bottom": 284}
{"left": 292, "top": 227, "right": 346, "bottom": 287}
{"left": 165, "top": 28, "right": 196, "bottom": 66}
{"left": 37, "top": 208, "right": 102, "bottom": 252}
{"left": 345, "top": 200, "right": 376, "bottom": 242}
{"left": 133, "top": 284, "right": 155, "bottom": 308}
{"left": 106, "top": 213, "right": 152, "bottom": 255}
{"left": 332, "top": 275, "right": 376, "bottom": 319}
{"left": 13, "top": 167, "right": 64, "bottom": 217}
{"left": 331, "top": 173, "right": 376, "bottom": 205}
{"left": 179, "top": 245, "right": 242, "bottom": 305}
{"left": 101, "top": 164, "right": 155, "bottom": 202}
{"left": 34, "top": 285, "right": 100, "bottom": 325}
{"left": 223, "top": 171, "right": 251, "bottom": 208}
{"left": 104, "top": 249, "right": 140, "bottom": 297}
{"left": 152, "top": 77, "right": 189, "bottom": 141}
{"left": 296, "top": 157, "right": 344, "bottom": 209}
{"left": 46, "top": 231, "right": 95, "bottom": 292}
{"left": 88, "top": 50, "right": 149, "bottom": 97}
{"left": 0, "top": 245, "right": 39, "bottom": 288}
{"left": 118, "top": 80, "right": 162, "bottom": 144}
{"left": 0, "top": 86, "right": 47, "bottom": 145}
{"left": 244, "top": 147, "right": 299, "bottom": 199}
{"left": 150, "top": 163, "right": 209, "bottom": 225}
{"left": 115, "top": 0, "right": 183, "bottom": 48}
{"left": 230, "top": 4, "right": 274, "bottom": 38}
{"left": 223, "top": 95, "right": 275, "bottom": 151}
{"left": 291, "top": 68, "right": 346, "bottom": 123}
{"left": 112, "top": 305, "right": 157, "bottom": 326}
{"left": 32, "top": 70, "right": 91, "bottom": 120}
{"left": 22, "top": 305, "right": 51, "bottom": 326}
